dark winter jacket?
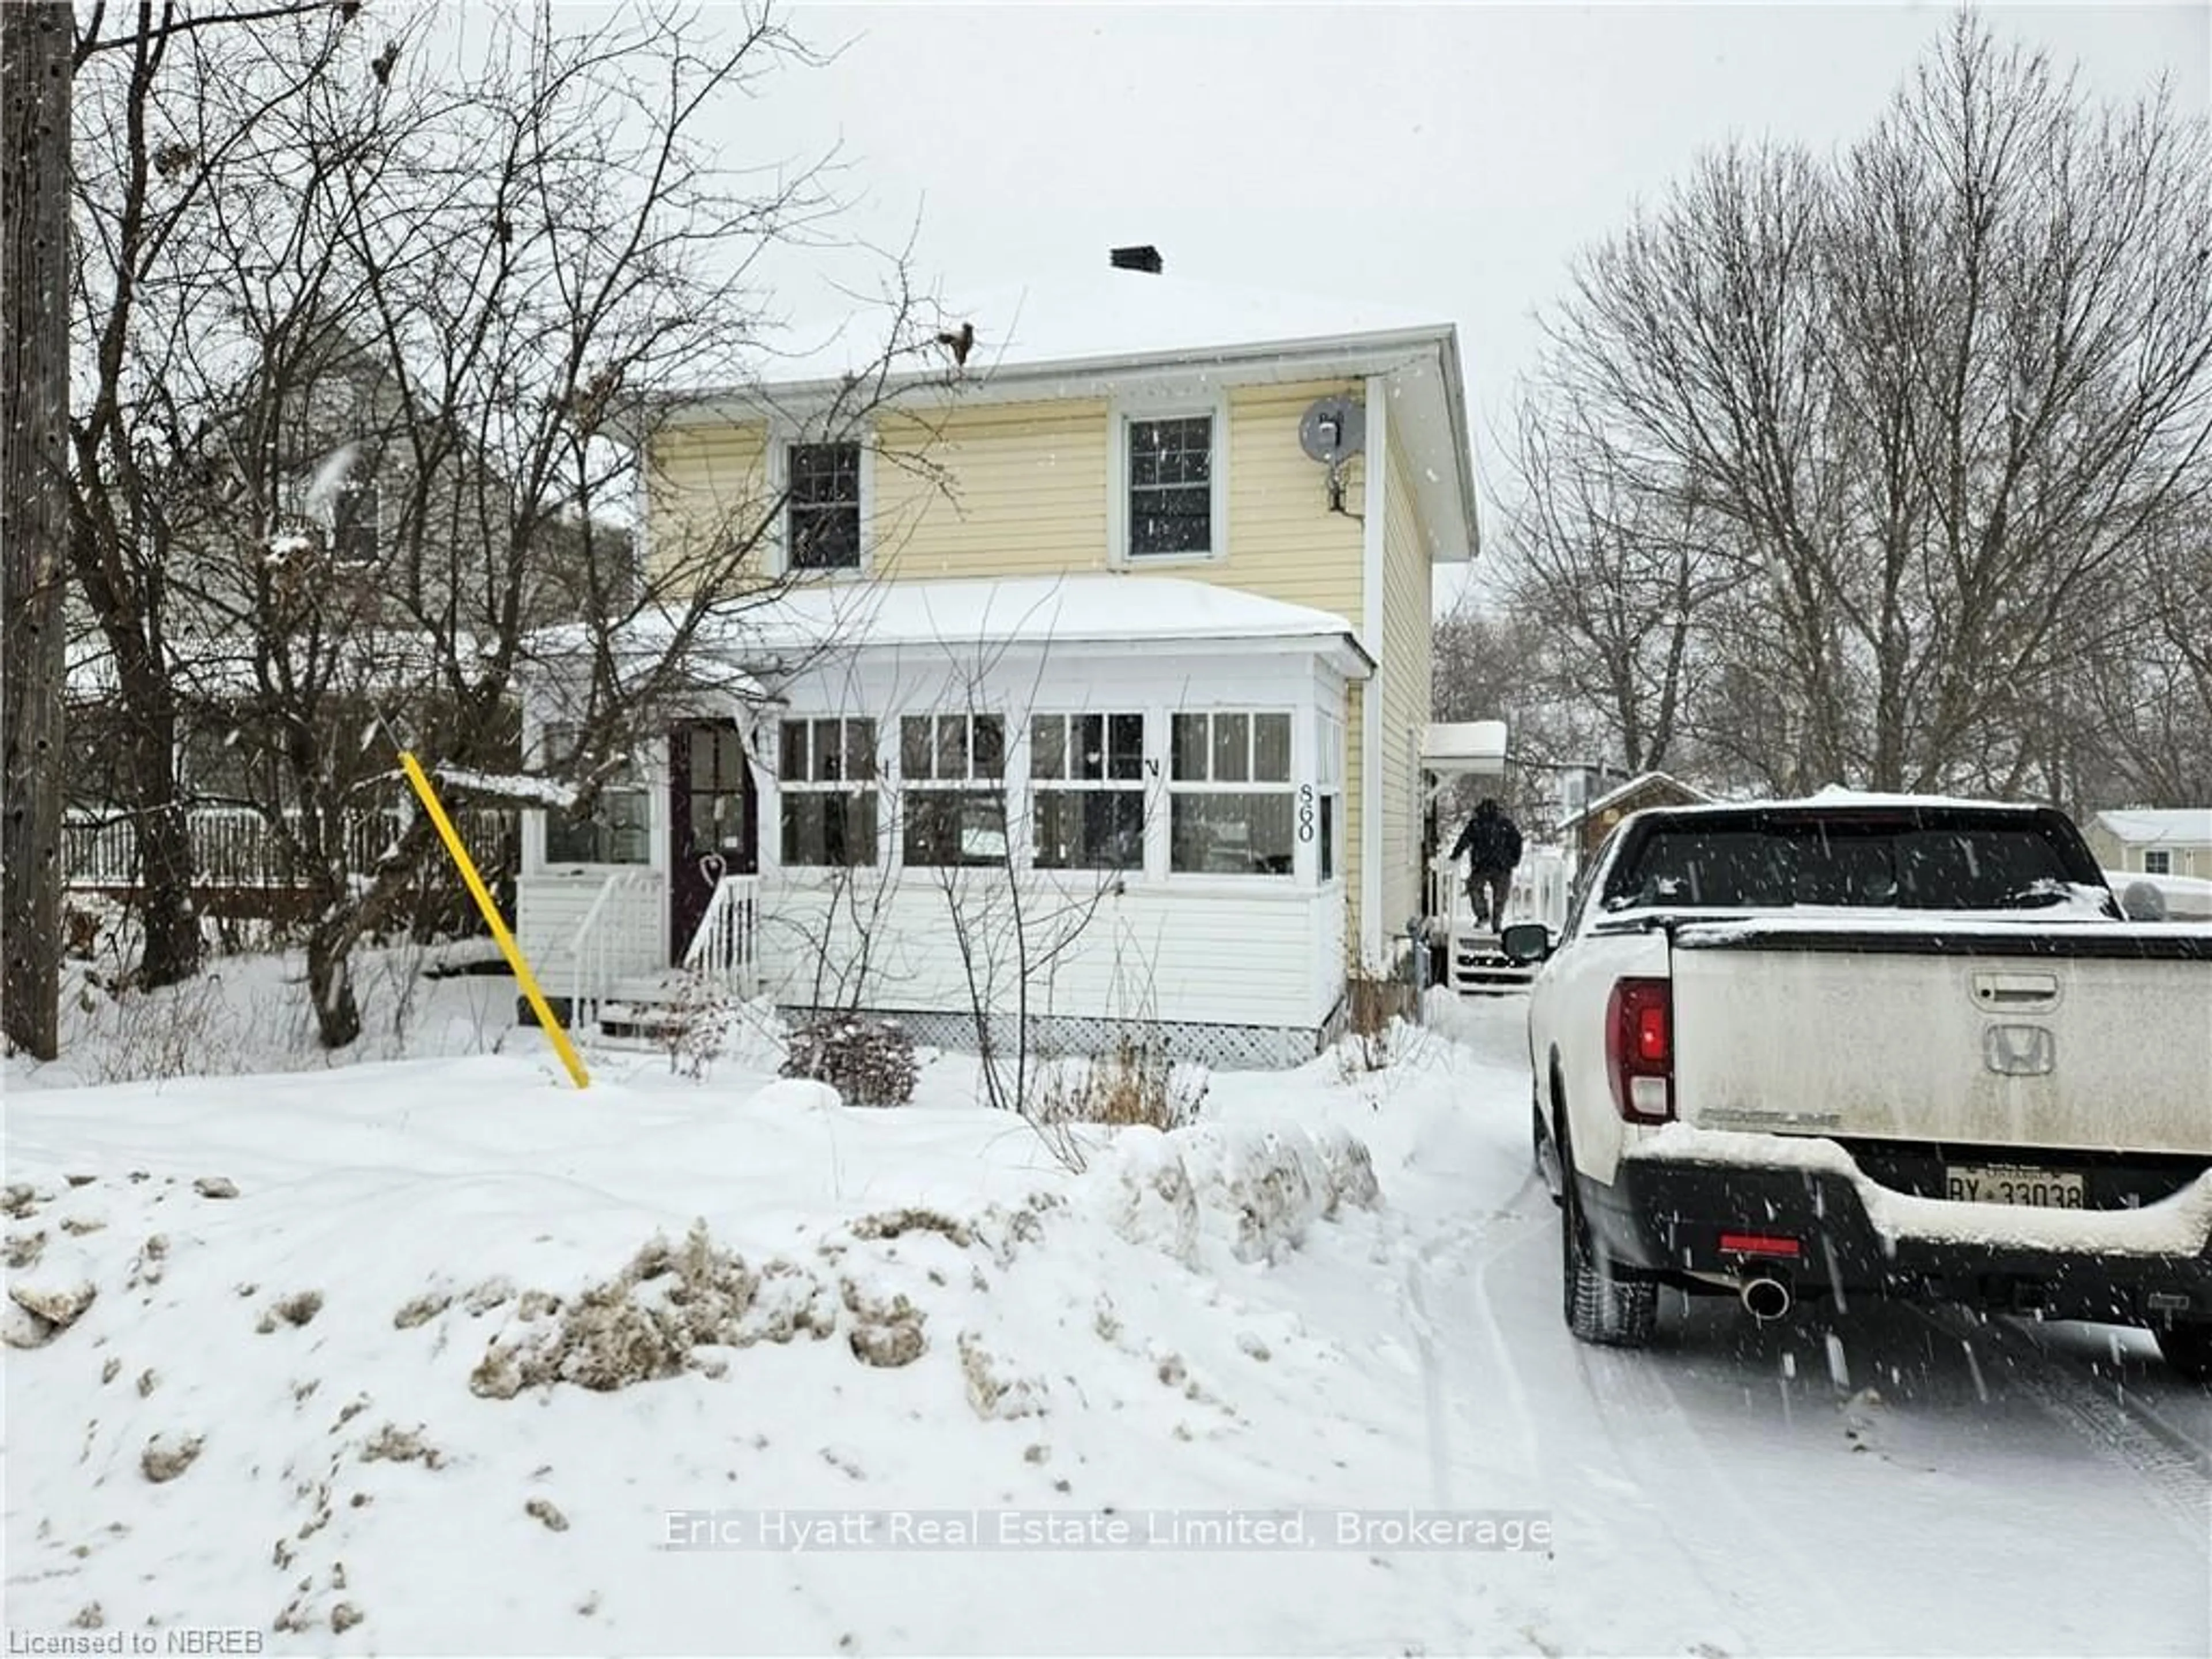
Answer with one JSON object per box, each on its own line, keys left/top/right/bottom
{"left": 1451, "top": 802, "right": 1522, "bottom": 873}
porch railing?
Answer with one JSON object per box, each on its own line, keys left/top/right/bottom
{"left": 1425, "top": 846, "right": 1572, "bottom": 937}
{"left": 565, "top": 868, "right": 650, "bottom": 1028}
{"left": 680, "top": 873, "right": 762, "bottom": 999}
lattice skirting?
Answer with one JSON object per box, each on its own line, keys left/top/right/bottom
{"left": 775, "top": 1006, "right": 1330, "bottom": 1072}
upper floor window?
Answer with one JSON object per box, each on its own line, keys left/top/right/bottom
{"left": 1169, "top": 710, "right": 1293, "bottom": 876}
{"left": 1032, "top": 712, "right": 1145, "bottom": 872}
{"left": 2144, "top": 850, "right": 2172, "bottom": 876}
{"left": 1126, "top": 415, "right": 1215, "bottom": 559}
{"left": 786, "top": 442, "right": 862, "bottom": 571}
{"left": 902, "top": 713, "right": 1006, "bottom": 868}
{"left": 780, "top": 717, "right": 877, "bottom": 866}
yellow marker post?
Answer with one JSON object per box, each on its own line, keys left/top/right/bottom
{"left": 399, "top": 751, "right": 590, "bottom": 1089}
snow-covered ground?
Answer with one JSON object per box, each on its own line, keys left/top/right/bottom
{"left": 6, "top": 963, "right": 2208, "bottom": 1655}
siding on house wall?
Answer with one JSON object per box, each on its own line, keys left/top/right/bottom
{"left": 646, "top": 422, "right": 770, "bottom": 593}
{"left": 2084, "top": 824, "right": 2212, "bottom": 881}
{"left": 1376, "top": 429, "right": 1434, "bottom": 950}
{"left": 759, "top": 881, "right": 1338, "bottom": 1032}
{"left": 870, "top": 402, "right": 1109, "bottom": 578}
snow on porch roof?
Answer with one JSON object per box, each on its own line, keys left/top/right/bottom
{"left": 1421, "top": 721, "right": 1509, "bottom": 775}
{"left": 697, "top": 574, "right": 1374, "bottom": 671}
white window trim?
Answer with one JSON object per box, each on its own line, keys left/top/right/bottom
{"left": 896, "top": 710, "right": 1011, "bottom": 871}
{"left": 1025, "top": 707, "right": 1151, "bottom": 881}
{"left": 775, "top": 715, "right": 884, "bottom": 870}
{"left": 2143, "top": 849, "right": 2172, "bottom": 876}
{"left": 1164, "top": 707, "right": 1298, "bottom": 882}
{"left": 1107, "top": 391, "right": 1231, "bottom": 568}
{"left": 1311, "top": 708, "right": 1346, "bottom": 888}
{"left": 769, "top": 425, "right": 877, "bottom": 579}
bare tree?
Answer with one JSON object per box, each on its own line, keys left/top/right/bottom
{"left": 1492, "top": 392, "right": 1725, "bottom": 778}
{"left": 62, "top": 2, "right": 365, "bottom": 995}
{"left": 1525, "top": 14, "right": 2212, "bottom": 794}
{"left": 2, "top": 3, "right": 74, "bottom": 1058}
{"left": 75, "top": 2, "right": 951, "bottom": 1047}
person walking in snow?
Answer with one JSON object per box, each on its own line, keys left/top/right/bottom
{"left": 1451, "top": 797, "right": 1523, "bottom": 932}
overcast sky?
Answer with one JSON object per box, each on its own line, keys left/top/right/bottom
{"left": 724, "top": 1, "right": 2206, "bottom": 596}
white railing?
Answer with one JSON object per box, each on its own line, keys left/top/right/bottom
{"left": 680, "top": 873, "right": 762, "bottom": 999}
{"left": 1425, "top": 846, "right": 1571, "bottom": 937}
{"left": 566, "top": 868, "right": 649, "bottom": 1027}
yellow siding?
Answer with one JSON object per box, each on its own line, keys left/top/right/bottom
{"left": 1213, "top": 380, "right": 1367, "bottom": 619}
{"left": 870, "top": 401, "right": 1111, "bottom": 578}
{"left": 1378, "top": 432, "right": 1434, "bottom": 947}
{"left": 646, "top": 421, "right": 771, "bottom": 596}
{"left": 1342, "top": 680, "right": 1365, "bottom": 963}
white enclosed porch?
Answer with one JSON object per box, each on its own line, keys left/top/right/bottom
{"left": 512, "top": 575, "right": 1374, "bottom": 1067}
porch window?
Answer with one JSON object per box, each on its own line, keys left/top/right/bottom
{"left": 2145, "top": 850, "right": 2172, "bottom": 876}
{"left": 786, "top": 442, "right": 862, "bottom": 571}
{"left": 1315, "top": 710, "right": 1343, "bottom": 884}
{"left": 901, "top": 713, "right": 1006, "bottom": 868}
{"left": 1169, "top": 710, "right": 1293, "bottom": 876}
{"left": 541, "top": 725, "right": 650, "bottom": 865}
{"left": 779, "top": 717, "right": 877, "bottom": 866}
{"left": 1031, "top": 712, "right": 1145, "bottom": 872}
{"left": 1126, "top": 415, "right": 1214, "bottom": 558}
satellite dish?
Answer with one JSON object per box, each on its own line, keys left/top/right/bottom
{"left": 1298, "top": 395, "right": 1365, "bottom": 465}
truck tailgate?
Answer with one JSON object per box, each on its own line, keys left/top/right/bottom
{"left": 1666, "top": 923, "right": 2212, "bottom": 1157}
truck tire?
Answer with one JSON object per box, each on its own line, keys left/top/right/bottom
{"left": 2155, "top": 1321, "right": 2212, "bottom": 1384}
{"left": 1557, "top": 1120, "right": 1657, "bottom": 1348}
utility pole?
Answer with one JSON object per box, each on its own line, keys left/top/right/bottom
{"left": 2, "top": 3, "right": 74, "bottom": 1059}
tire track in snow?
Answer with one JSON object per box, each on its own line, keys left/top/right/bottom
{"left": 1922, "top": 1307, "right": 2212, "bottom": 1547}
{"left": 1570, "top": 1328, "right": 1883, "bottom": 1657}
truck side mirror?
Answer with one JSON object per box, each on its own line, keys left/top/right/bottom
{"left": 1499, "top": 922, "right": 1553, "bottom": 965}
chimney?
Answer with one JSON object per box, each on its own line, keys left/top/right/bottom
{"left": 1109, "top": 245, "right": 1163, "bottom": 275}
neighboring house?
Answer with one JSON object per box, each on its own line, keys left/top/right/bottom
{"left": 512, "top": 251, "right": 1479, "bottom": 1066}
{"left": 1556, "top": 771, "right": 1713, "bottom": 872}
{"left": 2085, "top": 809, "right": 2212, "bottom": 881}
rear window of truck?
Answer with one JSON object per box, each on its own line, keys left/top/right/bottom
{"left": 1601, "top": 813, "right": 2108, "bottom": 913}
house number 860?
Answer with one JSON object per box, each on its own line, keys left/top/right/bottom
{"left": 1296, "top": 785, "right": 1316, "bottom": 842}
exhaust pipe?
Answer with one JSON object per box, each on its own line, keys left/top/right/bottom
{"left": 1740, "top": 1277, "right": 1792, "bottom": 1321}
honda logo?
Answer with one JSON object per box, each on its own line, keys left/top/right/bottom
{"left": 1983, "top": 1024, "right": 2056, "bottom": 1077}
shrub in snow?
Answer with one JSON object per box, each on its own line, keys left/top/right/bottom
{"left": 1031, "top": 1036, "right": 1208, "bottom": 1132}
{"left": 782, "top": 1017, "right": 918, "bottom": 1107}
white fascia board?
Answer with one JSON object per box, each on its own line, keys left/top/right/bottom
{"left": 1360, "top": 373, "right": 1388, "bottom": 968}
{"left": 643, "top": 331, "right": 1456, "bottom": 434}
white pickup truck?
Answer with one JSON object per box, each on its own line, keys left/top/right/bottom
{"left": 1501, "top": 796, "right": 2212, "bottom": 1380}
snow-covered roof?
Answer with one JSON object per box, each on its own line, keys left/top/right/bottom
{"left": 694, "top": 574, "right": 1370, "bottom": 674}
{"left": 1421, "top": 721, "right": 1509, "bottom": 775}
{"left": 752, "top": 272, "right": 1456, "bottom": 385}
{"left": 1559, "top": 770, "right": 1714, "bottom": 825}
{"left": 2095, "top": 808, "right": 2212, "bottom": 847}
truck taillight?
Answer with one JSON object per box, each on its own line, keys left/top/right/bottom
{"left": 1606, "top": 977, "right": 1675, "bottom": 1124}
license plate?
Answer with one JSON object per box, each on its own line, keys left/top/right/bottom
{"left": 1945, "top": 1165, "right": 2085, "bottom": 1209}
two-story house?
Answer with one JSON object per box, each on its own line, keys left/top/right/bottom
{"left": 510, "top": 252, "right": 1478, "bottom": 1066}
